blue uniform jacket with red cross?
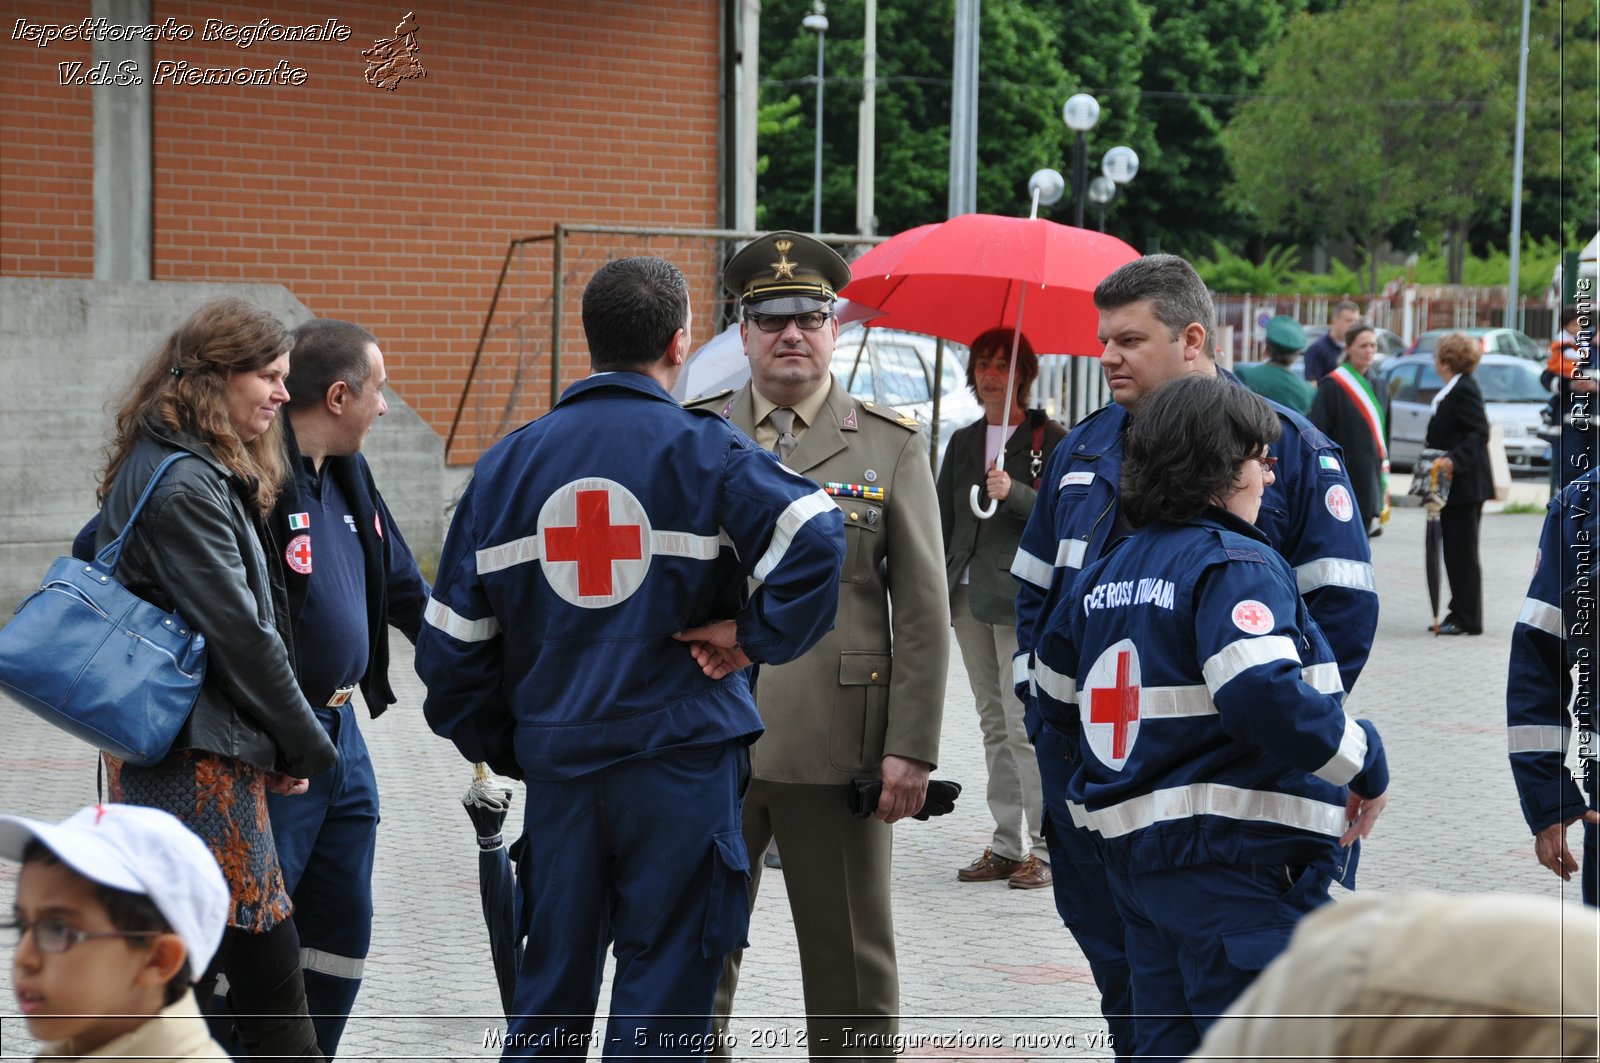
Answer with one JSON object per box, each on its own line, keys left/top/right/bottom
{"left": 1032, "top": 511, "right": 1389, "bottom": 879}
{"left": 1507, "top": 468, "right": 1599, "bottom": 834}
{"left": 417, "top": 372, "right": 846, "bottom": 782}
{"left": 1012, "top": 383, "right": 1378, "bottom": 730}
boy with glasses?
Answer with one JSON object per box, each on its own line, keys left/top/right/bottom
{"left": 2, "top": 803, "right": 230, "bottom": 1060}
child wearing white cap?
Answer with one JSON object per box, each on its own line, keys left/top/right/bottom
{"left": 1, "top": 803, "right": 231, "bottom": 1060}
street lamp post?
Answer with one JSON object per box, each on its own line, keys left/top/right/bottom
{"left": 803, "top": 5, "right": 829, "bottom": 234}
{"left": 1061, "top": 93, "right": 1100, "bottom": 229}
{"left": 1087, "top": 176, "right": 1116, "bottom": 232}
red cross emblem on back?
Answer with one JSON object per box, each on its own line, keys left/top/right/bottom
{"left": 543, "top": 489, "right": 643, "bottom": 597}
{"left": 1084, "top": 639, "right": 1141, "bottom": 769}
{"left": 536, "top": 479, "right": 654, "bottom": 608}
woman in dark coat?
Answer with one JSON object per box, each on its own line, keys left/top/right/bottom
{"left": 936, "top": 328, "right": 1065, "bottom": 889}
{"left": 96, "top": 298, "right": 337, "bottom": 1060}
{"left": 1424, "top": 331, "right": 1494, "bottom": 635}
{"left": 1309, "top": 323, "right": 1389, "bottom": 535}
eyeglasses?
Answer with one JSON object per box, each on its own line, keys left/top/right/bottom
{"left": 748, "top": 311, "right": 832, "bottom": 333}
{"left": 1256, "top": 454, "right": 1279, "bottom": 471}
{"left": 0, "top": 916, "right": 160, "bottom": 955}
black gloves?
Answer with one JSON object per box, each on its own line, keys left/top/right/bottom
{"left": 847, "top": 778, "right": 962, "bottom": 820}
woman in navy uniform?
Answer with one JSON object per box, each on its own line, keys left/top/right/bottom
{"left": 1033, "top": 375, "right": 1389, "bottom": 1062}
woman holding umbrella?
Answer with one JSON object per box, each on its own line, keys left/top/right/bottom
{"left": 1425, "top": 331, "right": 1493, "bottom": 635}
{"left": 937, "top": 327, "right": 1065, "bottom": 889}
{"left": 1309, "top": 323, "right": 1390, "bottom": 536}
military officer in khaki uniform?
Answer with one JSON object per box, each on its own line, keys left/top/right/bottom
{"left": 689, "top": 231, "right": 948, "bottom": 1060}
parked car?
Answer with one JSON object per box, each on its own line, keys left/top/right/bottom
{"left": 674, "top": 322, "right": 983, "bottom": 466}
{"left": 1406, "top": 327, "right": 1544, "bottom": 362}
{"left": 1379, "top": 352, "right": 1552, "bottom": 474}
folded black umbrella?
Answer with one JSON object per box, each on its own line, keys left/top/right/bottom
{"left": 847, "top": 778, "right": 962, "bottom": 820}
{"left": 462, "top": 765, "right": 521, "bottom": 1021}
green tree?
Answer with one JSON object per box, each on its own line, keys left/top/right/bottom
{"left": 1224, "top": 0, "right": 1515, "bottom": 290}
{"left": 1122, "top": 0, "right": 1305, "bottom": 256}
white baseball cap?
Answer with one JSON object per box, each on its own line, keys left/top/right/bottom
{"left": 0, "top": 804, "right": 229, "bottom": 974}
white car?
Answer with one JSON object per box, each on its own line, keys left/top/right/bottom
{"left": 674, "top": 322, "right": 983, "bottom": 466}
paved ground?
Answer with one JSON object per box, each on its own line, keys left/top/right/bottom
{"left": 2, "top": 491, "right": 1591, "bottom": 1060}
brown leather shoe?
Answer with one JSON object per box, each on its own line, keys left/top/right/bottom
{"left": 1007, "top": 854, "right": 1053, "bottom": 890}
{"left": 957, "top": 847, "right": 1023, "bottom": 882}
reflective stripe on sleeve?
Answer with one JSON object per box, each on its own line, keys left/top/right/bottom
{"left": 1057, "top": 538, "right": 1088, "bottom": 570}
{"left": 1032, "top": 660, "right": 1078, "bottom": 705}
{"left": 1300, "top": 662, "right": 1345, "bottom": 696}
{"left": 1507, "top": 725, "right": 1571, "bottom": 754}
{"left": 752, "top": 490, "right": 836, "bottom": 582}
{"left": 1313, "top": 714, "right": 1368, "bottom": 786}
{"left": 1517, "top": 597, "right": 1563, "bottom": 639}
{"left": 424, "top": 598, "right": 501, "bottom": 643}
{"left": 1012, "top": 653, "right": 1031, "bottom": 689}
{"left": 1011, "top": 547, "right": 1053, "bottom": 589}
{"left": 1295, "top": 557, "right": 1377, "bottom": 594}
{"left": 1202, "top": 635, "right": 1301, "bottom": 694}
{"left": 1067, "top": 783, "right": 1347, "bottom": 839}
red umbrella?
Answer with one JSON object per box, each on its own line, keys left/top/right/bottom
{"left": 841, "top": 213, "right": 1139, "bottom": 356}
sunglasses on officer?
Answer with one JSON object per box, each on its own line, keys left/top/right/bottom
{"left": 747, "top": 310, "right": 834, "bottom": 333}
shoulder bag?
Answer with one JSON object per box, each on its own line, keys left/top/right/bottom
{"left": 0, "top": 453, "right": 207, "bottom": 766}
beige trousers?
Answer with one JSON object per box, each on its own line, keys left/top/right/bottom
{"left": 950, "top": 584, "right": 1046, "bottom": 862}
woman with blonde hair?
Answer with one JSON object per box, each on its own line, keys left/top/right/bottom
{"left": 1423, "top": 331, "right": 1492, "bottom": 636}
{"left": 96, "top": 297, "right": 336, "bottom": 1060}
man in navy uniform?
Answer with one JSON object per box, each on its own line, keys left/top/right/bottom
{"left": 1011, "top": 254, "right": 1378, "bottom": 1059}
{"left": 417, "top": 256, "right": 846, "bottom": 1057}
{"left": 1508, "top": 466, "right": 1600, "bottom": 906}
{"left": 263, "top": 317, "right": 430, "bottom": 1059}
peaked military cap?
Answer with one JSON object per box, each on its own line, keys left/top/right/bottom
{"left": 723, "top": 230, "right": 852, "bottom": 316}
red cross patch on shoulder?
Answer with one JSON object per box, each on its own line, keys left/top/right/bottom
{"left": 286, "top": 533, "right": 313, "bottom": 574}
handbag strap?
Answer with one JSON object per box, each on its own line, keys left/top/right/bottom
{"left": 93, "top": 452, "right": 195, "bottom": 576}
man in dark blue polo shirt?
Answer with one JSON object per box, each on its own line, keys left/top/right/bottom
{"left": 264, "top": 318, "right": 429, "bottom": 1059}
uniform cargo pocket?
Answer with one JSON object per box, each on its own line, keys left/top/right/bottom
{"left": 830, "top": 653, "right": 890, "bottom": 772}
{"left": 701, "top": 829, "right": 752, "bottom": 958}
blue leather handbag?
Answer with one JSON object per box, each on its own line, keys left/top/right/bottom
{"left": 0, "top": 453, "right": 207, "bottom": 766}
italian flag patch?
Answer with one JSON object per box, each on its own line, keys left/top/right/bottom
{"left": 1318, "top": 455, "right": 1341, "bottom": 471}
{"left": 288, "top": 512, "right": 311, "bottom": 530}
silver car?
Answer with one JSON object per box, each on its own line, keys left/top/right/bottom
{"left": 1380, "top": 353, "right": 1552, "bottom": 474}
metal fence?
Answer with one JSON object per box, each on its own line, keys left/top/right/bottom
{"left": 1215, "top": 288, "right": 1558, "bottom": 365}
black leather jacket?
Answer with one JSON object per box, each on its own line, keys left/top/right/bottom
{"left": 96, "top": 421, "right": 337, "bottom": 777}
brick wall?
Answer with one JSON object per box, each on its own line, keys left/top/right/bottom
{"left": 2, "top": 1, "right": 724, "bottom": 458}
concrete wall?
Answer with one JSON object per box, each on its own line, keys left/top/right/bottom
{"left": 2, "top": 0, "right": 725, "bottom": 459}
{"left": 0, "top": 278, "right": 446, "bottom": 611}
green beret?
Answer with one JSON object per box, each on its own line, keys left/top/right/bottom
{"left": 1265, "top": 315, "right": 1307, "bottom": 352}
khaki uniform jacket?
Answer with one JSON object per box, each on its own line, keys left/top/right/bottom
{"left": 692, "top": 379, "right": 947, "bottom": 783}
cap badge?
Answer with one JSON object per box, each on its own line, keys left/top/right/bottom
{"left": 771, "top": 239, "right": 797, "bottom": 281}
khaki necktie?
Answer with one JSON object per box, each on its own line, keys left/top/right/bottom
{"left": 769, "top": 407, "right": 799, "bottom": 466}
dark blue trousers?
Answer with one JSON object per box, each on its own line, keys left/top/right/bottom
{"left": 266, "top": 703, "right": 379, "bottom": 1060}
{"left": 504, "top": 742, "right": 751, "bottom": 1060}
{"left": 1106, "top": 860, "right": 1334, "bottom": 1063}
{"left": 1034, "top": 723, "right": 1135, "bottom": 1061}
